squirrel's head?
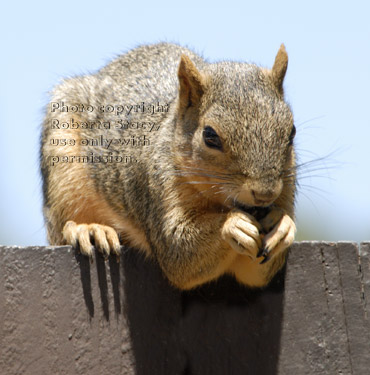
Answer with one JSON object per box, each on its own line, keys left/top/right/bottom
{"left": 174, "top": 45, "right": 296, "bottom": 209}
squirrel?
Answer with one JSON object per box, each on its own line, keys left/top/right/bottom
{"left": 40, "top": 42, "right": 296, "bottom": 290}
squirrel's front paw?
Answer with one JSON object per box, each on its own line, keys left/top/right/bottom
{"left": 221, "top": 209, "right": 262, "bottom": 260}
{"left": 62, "top": 221, "right": 121, "bottom": 259}
{"left": 258, "top": 208, "right": 296, "bottom": 263}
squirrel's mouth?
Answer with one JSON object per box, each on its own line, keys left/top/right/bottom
{"left": 234, "top": 202, "right": 272, "bottom": 221}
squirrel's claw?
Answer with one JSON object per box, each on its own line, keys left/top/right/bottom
{"left": 259, "top": 255, "right": 270, "bottom": 264}
{"left": 62, "top": 221, "right": 121, "bottom": 260}
{"left": 222, "top": 209, "right": 262, "bottom": 259}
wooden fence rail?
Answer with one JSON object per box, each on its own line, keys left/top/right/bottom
{"left": 0, "top": 242, "right": 369, "bottom": 375}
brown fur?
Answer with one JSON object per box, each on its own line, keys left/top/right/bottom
{"left": 40, "top": 43, "right": 296, "bottom": 289}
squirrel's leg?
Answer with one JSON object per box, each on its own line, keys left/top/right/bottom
{"left": 259, "top": 207, "right": 296, "bottom": 261}
{"left": 259, "top": 177, "right": 296, "bottom": 262}
{"left": 229, "top": 209, "right": 295, "bottom": 287}
{"left": 42, "top": 112, "right": 121, "bottom": 259}
{"left": 229, "top": 180, "right": 296, "bottom": 287}
{"left": 42, "top": 108, "right": 149, "bottom": 260}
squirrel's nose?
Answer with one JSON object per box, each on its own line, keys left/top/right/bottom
{"left": 251, "top": 190, "right": 276, "bottom": 206}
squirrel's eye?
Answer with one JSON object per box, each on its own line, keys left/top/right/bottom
{"left": 203, "top": 126, "right": 223, "bottom": 150}
{"left": 288, "top": 125, "right": 296, "bottom": 145}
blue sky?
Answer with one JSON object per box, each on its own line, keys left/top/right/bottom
{"left": 0, "top": 0, "right": 369, "bottom": 245}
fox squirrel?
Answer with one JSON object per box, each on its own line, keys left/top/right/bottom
{"left": 40, "top": 42, "right": 296, "bottom": 290}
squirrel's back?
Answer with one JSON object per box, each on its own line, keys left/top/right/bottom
{"left": 99, "top": 43, "right": 206, "bottom": 100}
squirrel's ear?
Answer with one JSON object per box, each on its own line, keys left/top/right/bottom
{"left": 271, "top": 44, "right": 288, "bottom": 93}
{"left": 178, "top": 54, "right": 204, "bottom": 109}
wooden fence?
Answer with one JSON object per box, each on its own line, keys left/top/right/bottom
{"left": 0, "top": 242, "right": 369, "bottom": 374}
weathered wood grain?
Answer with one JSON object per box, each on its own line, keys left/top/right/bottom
{"left": 0, "top": 243, "right": 368, "bottom": 375}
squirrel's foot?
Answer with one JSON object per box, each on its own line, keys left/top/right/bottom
{"left": 62, "top": 221, "right": 121, "bottom": 260}
{"left": 221, "top": 209, "right": 262, "bottom": 260}
{"left": 258, "top": 208, "right": 296, "bottom": 263}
